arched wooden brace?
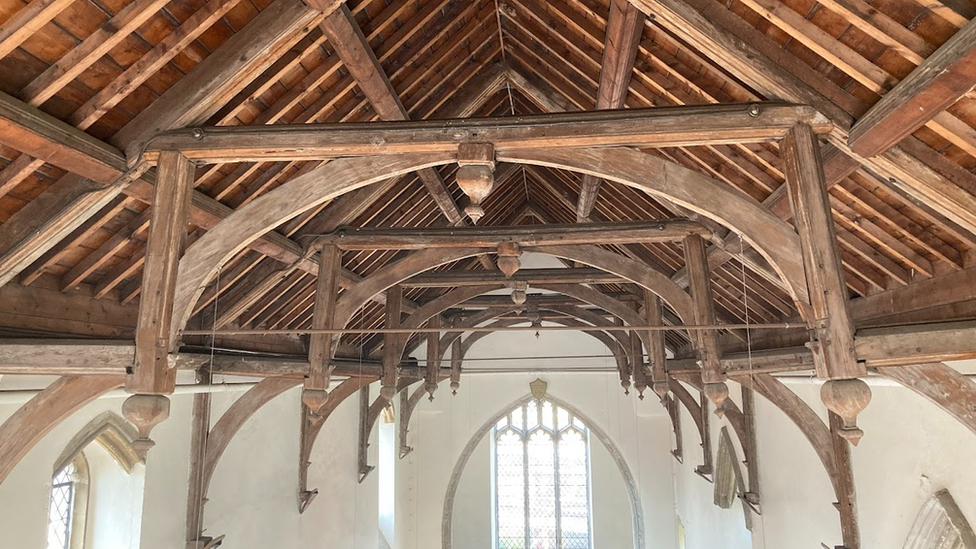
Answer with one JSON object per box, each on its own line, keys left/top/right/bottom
{"left": 734, "top": 374, "right": 840, "bottom": 497}
{"left": 501, "top": 148, "right": 808, "bottom": 306}
{"left": 877, "top": 363, "right": 976, "bottom": 437}
{"left": 171, "top": 147, "right": 808, "bottom": 341}
{"left": 0, "top": 375, "right": 123, "bottom": 487}
{"left": 679, "top": 374, "right": 753, "bottom": 488}
{"left": 299, "top": 375, "right": 377, "bottom": 500}
{"left": 200, "top": 378, "right": 301, "bottom": 498}
{"left": 668, "top": 379, "right": 707, "bottom": 462}
{"left": 171, "top": 153, "right": 456, "bottom": 344}
{"left": 399, "top": 313, "right": 632, "bottom": 458}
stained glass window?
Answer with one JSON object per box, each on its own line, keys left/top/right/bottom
{"left": 492, "top": 400, "right": 592, "bottom": 549}
{"left": 47, "top": 466, "right": 75, "bottom": 549}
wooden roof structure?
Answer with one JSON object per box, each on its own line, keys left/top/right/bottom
{"left": 1, "top": 0, "right": 976, "bottom": 545}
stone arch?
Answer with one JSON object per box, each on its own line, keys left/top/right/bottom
{"left": 902, "top": 489, "right": 976, "bottom": 548}
{"left": 53, "top": 410, "right": 142, "bottom": 475}
{"left": 440, "top": 392, "right": 646, "bottom": 549}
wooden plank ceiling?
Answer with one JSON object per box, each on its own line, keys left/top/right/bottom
{"left": 0, "top": 0, "right": 974, "bottom": 355}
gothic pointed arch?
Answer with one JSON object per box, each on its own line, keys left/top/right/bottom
{"left": 53, "top": 410, "right": 142, "bottom": 475}
{"left": 441, "top": 392, "right": 646, "bottom": 549}
{"left": 902, "top": 490, "right": 976, "bottom": 549}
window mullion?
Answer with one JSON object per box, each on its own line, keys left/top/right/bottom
{"left": 523, "top": 426, "right": 530, "bottom": 549}
{"left": 554, "top": 430, "right": 562, "bottom": 548}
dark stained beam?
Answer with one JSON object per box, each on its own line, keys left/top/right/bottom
{"left": 849, "top": 18, "right": 976, "bottom": 157}
{"left": 577, "top": 0, "right": 645, "bottom": 220}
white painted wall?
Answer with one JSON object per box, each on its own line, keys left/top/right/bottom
{"left": 84, "top": 442, "right": 145, "bottom": 549}
{"left": 398, "top": 328, "right": 678, "bottom": 549}
{"left": 2, "top": 357, "right": 975, "bottom": 549}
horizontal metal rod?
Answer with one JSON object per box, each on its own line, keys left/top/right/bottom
{"left": 182, "top": 322, "right": 800, "bottom": 337}
{"left": 402, "top": 268, "right": 626, "bottom": 287}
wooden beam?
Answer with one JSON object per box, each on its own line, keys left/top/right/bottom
{"left": 0, "top": 0, "right": 76, "bottom": 60}
{"left": 577, "top": 0, "right": 645, "bottom": 220}
{"left": 644, "top": 291, "right": 668, "bottom": 398}
{"left": 302, "top": 244, "right": 341, "bottom": 412}
{"left": 381, "top": 285, "right": 403, "bottom": 395}
{"left": 402, "top": 268, "right": 626, "bottom": 287}
{"left": 849, "top": 18, "right": 976, "bottom": 157}
{"left": 144, "top": 103, "right": 832, "bottom": 162}
{"left": 111, "top": 0, "right": 320, "bottom": 160}
{"left": 782, "top": 125, "right": 861, "bottom": 379}
{"left": 684, "top": 234, "right": 728, "bottom": 413}
{"left": 783, "top": 124, "right": 870, "bottom": 445}
{"left": 314, "top": 220, "right": 710, "bottom": 250}
{"left": 318, "top": 5, "right": 466, "bottom": 227}
{"left": 829, "top": 411, "right": 862, "bottom": 548}
{"left": 129, "top": 151, "right": 194, "bottom": 395}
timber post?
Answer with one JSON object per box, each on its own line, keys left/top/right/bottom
{"left": 782, "top": 123, "right": 870, "bottom": 445}
{"left": 380, "top": 285, "right": 403, "bottom": 399}
{"left": 302, "top": 242, "right": 342, "bottom": 415}
{"left": 684, "top": 234, "right": 729, "bottom": 417}
{"left": 124, "top": 149, "right": 193, "bottom": 456}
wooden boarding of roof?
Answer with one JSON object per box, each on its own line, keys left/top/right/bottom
{"left": 0, "top": 0, "right": 973, "bottom": 353}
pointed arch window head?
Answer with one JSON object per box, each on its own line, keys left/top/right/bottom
{"left": 493, "top": 398, "right": 592, "bottom": 549}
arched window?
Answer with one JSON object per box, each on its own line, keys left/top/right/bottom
{"left": 492, "top": 398, "right": 592, "bottom": 549}
{"left": 47, "top": 453, "right": 89, "bottom": 549}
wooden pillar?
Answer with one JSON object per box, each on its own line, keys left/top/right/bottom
{"left": 614, "top": 315, "right": 631, "bottom": 394}
{"left": 630, "top": 327, "right": 647, "bottom": 400}
{"left": 425, "top": 316, "right": 441, "bottom": 401}
{"left": 782, "top": 124, "right": 870, "bottom": 445}
{"left": 683, "top": 234, "right": 729, "bottom": 416}
{"left": 124, "top": 149, "right": 193, "bottom": 455}
{"left": 829, "top": 411, "right": 861, "bottom": 549}
{"left": 665, "top": 395, "right": 683, "bottom": 462}
{"left": 357, "top": 385, "right": 373, "bottom": 482}
{"left": 380, "top": 285, "right": 403, "bottom": 399}
{"left": 450, "top": 326, "right": 462, "bottom": 395}
{"left": 302, "top": 243, "right": 342, "bottom": 415}
{"left": 184, "top": 384, "right": 212, "bottom": 549}
{"left": 696, "top": 390, "right": 714, "bottom": 478}
{"left": 741, "top": 386, "right": 762, "bottom": 506}
{"left": 644, "top": 291, "right": 669, "bottom": 399}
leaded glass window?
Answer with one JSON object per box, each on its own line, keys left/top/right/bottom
{"left": 492, "top": 399, "right": 592, "bottom": 549}
{"left": 47, "top": 466, "right": 75, "bottom": 549}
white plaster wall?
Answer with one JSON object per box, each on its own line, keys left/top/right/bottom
{"left": 85, "top": 442, "right": 145, "bottom": 549}
{"left": 751, "top": 377, "right": 976, "bottom": 549}
{"left": 670, "top": 383, "right": 753, "bottom": 549}
{"left": 398, "top": 328, "right": 678, "bottom": 549}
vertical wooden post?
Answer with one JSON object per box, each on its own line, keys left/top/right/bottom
{"left": 303, "top": 243, "right": 342, "bottom": 414}
{"left": 450, "top": 325, "right": 462, "bottom": 395}
{"left": 614, "top": 315, "right": 631, "bottom": 394}
{"left": 741, "top": 386, "right": 762, "bottom": 506}
{"left": 630, "top": 328, "right": 647, "bottom": 400}
{"left": 184, "top": 383, "right": 212, "bottom": 549}
{"left": 357, "top": 385, "right": 373, "bottom": 482}
{"left": 124, "top": 149, "right": 193, "bottom": 454}
{"left": 696, "top": 391, "right": 714, "bottom": 478}
{"left": 425, "top": 316, "right": 441, "bottom": 401}
{"left": 829, "top": 411, "right": 861, "bottom": 549}
{"left": 380, "top": 285, "right": 403, "bottom": 399}
{"left": 644, "top": 291, "right": 669, "bottom": 399}
{"left": 782, "top": 123, "right": 870, "bottom": 445}
{"left": 666, "top": 395, "right": 683, "bottom": 462}
{"left": 684, "top": 234, "right": 729, "bottom": 416}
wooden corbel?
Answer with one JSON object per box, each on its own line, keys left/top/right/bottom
{"left": 455, "top": 143, "right": 496, "bottom": 223}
